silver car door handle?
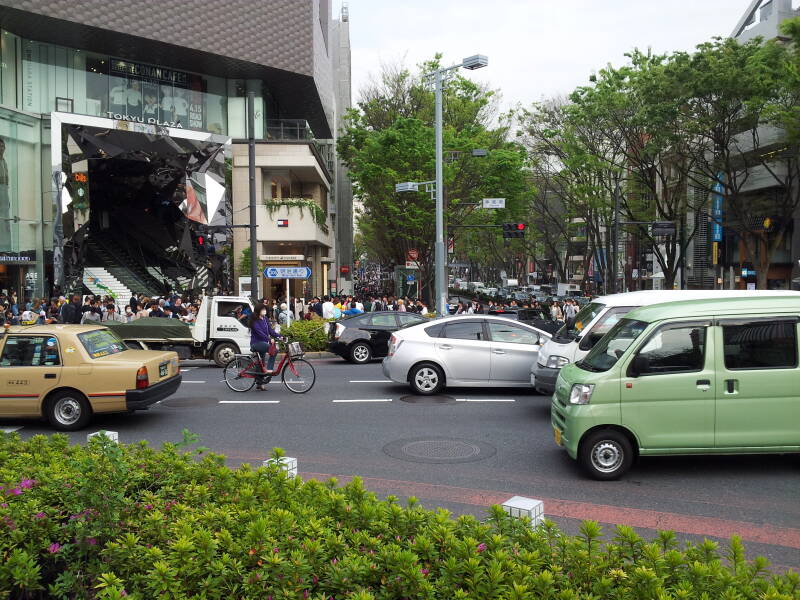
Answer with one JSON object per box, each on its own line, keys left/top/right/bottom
{"left": 439, "top": 344, "right": 453, "bottom": 350}
{"left": 492, "top": 349, "right": 505, "bottom": 354}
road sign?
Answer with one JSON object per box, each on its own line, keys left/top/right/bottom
{"left": 406, "top": 274, "right": 415, "bottom": 283}
{"left": 407, "top": 248, "right": 419, "bottom": 261}
{"left": 482, "top": 197, "right": 505, "bottom": 209}
{"left": 652, "top": 221, "right": 676, "bottom": 236}
{"left": 263, "top": 266, "right": 312, "bottom": 279}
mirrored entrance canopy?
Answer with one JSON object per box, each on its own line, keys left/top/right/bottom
{"left": 51, "top": 112, "right": 231, "bottom": 296}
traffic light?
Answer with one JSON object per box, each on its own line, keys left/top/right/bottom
{"left": 502, "top": 223, "right": 526, "bottom": 239}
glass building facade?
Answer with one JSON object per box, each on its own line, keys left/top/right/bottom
{"left": 0, "top": 27, "right": 302, "bottom": 298}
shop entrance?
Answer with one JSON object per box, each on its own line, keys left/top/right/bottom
{"left": 52, "top": 113, "right": 230, "bottom": 296}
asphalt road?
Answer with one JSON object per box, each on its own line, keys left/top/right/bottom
{"left": 5, "top": 358, "right": 799, "bottom": 570}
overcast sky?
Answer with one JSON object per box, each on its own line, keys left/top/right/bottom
{"left": 334, "top": 0, "right": 762, "bottom": 111}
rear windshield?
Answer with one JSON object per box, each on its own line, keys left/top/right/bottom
{"left": 554, "top": 302, "right": 604, "bottom": 342}
{"left": 578, "top": 318, "right": 648, "bottom": 372}
{"left": 78, "top": 329, "right": 128, "bottom": 359}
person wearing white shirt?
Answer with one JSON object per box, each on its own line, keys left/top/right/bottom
{"left": 321, "top": 296, "right": 335, "bottom": 320}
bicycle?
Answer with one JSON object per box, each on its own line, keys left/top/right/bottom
{"left": 222, "top": 338, "right": 316, "bottom": 393}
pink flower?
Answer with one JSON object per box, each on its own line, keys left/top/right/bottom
{"left": 10, "top": 488, "right": 21, "bottom": 496}
{"left": 304, "top": 591, "right": 309, "bottom": 599}
{"left": 273, "top": 547, "right": 279, "bottom": 553}
{"left": 144, "top": 504, "right": 153, "bottom": 510}
{"left": 86, "top": 537, "right": 98, "bottom": 546}
{"left": 48, "top": 542, "right": 62, "bottom": 553}
{"left": 34, "top": 512, "right": 46, "bottom": 519}
{"left": 18, "top": 479, "right": 35, "bottom": 489}
{"left": 421, "top": 568, "right": 430, "bottom": 576}
{"left": 331, "top": 558, "right": 338, "bottom": 564}
{"left": 312, "top": 575, "right": 319, "bottom": 584}
{"left": 120, "top": 591, "right": 127, "bottom": 597}
{"left": 476, "top": 543, "right": 487, "bottom": 553}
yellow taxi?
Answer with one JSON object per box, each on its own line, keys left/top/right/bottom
{"left": 0, "top": 324, "right": 181, "bottom": 430}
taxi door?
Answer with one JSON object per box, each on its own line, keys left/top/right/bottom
{"left": 0, "top": 335, "right": 62, "bottom": 417}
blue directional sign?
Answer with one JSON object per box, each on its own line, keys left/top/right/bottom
{"left": 406, "top": 274, "right": 416, "bottom": 283}
{"left": 263, "top": 266, "right": 312, "bottom": 279}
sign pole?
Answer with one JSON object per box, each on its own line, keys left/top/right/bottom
{"left": 247, "top": 91, "right": 259, "bottom": 301}
{"left": 286, "top": 278, "right": 291, "bottom": 327}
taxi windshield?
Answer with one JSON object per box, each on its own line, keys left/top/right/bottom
{"left": 577, "top": 318, "right": 648, "bottom": 372}
{"left": 78, "top": 329, "right": 128, "bottom": 359}
{"left": 553, "top": 302, "right": 604, "bottom": 342}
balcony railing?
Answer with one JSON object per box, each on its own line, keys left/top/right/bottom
{"left": 265, "top": 119, "right": 315, "bottom": 141}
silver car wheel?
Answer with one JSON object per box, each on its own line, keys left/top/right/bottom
{"left": 591, "top": 440, "right": 623, "bottom": 474}
{"left": 54, "top": 396, "right": 82, "bottom": 426}
{"left": 414, "top": 367, "right": 438, "bottom": 392}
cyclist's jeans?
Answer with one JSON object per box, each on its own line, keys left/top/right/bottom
{"left": 251, "top": 342, "right": 276, "bottom": 371}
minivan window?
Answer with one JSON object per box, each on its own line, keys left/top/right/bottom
{"left": 723, "top": 319, "right": 798, "bottom": 370}
{"left": 578, "top": 319, "right": 648, "bottom": 372}
{"left": 578, "top": 306, "right": 636, "bottom": 351}
{"left": 554, "top": 302, "right": 604, "bottom": 342}
{"left": 631, "top": 324, "right": 707, "bottom": 375}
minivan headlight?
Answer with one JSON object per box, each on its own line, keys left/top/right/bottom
{"left": 569, "top": 384, "right": 595, "bottom": 405}
{"left": 547, "top": 355, "right": 569, "bottom": 369}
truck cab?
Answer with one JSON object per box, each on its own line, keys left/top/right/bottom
{"left": 193, "top": 296, "right": 254, "bottom": 366}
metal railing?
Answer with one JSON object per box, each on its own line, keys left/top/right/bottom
{"left": 265, "top": 119, "right": 315, "bottom": 141}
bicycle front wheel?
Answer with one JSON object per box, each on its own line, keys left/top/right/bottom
{"left": 223, "top": 356, "right": 256, "bottom": 392}
{"left": 282, "top": 358, "right": 316, "bottom": 393}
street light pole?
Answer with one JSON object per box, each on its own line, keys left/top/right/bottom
{"left": 433, "top": 68, "right": 446, "bottom": 316}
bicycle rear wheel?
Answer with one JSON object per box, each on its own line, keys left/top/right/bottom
{"left": 223, "top": 356, "right": 257, "bottom": 392}
{"left": 282, "top": 358, "right": 316, "bottom": 393}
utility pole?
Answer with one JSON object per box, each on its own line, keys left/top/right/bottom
{"left": 247, "top": 91, "right": 259, "bottom": 301}
{"left": 612, "top": 183, "right": 621, "bottom": 294}
{"left": 433, "top": 68, "right": 446, "bottom": 316}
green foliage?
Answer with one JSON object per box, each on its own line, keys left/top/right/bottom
{"left": 0, "top": 432, "right": 797, "bottom": 599}
{"left": 282, "top": 317, "right": 329, "bottom": 352}
{"left": 265, "top": 198, "right": 329, "bottom": 234}
{"left": 239, "top": 246, "right": 252, "bottom": 275}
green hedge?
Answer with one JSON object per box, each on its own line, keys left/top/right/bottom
{"left": 1, "top": 432, "right": 798, "bottom": 600}
{"left": 282, "top": 318, "right": 329, "bottom": 352}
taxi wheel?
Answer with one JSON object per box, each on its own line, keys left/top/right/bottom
{"left": 579, "top": 430, "right": 634, "bottom": 481}
{"left": 47, "top": 391, "right": 91, "bottom": 431}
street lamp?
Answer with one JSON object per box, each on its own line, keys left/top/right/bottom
{"left": 429, "top": 55, "right": 488, "bottom": 315}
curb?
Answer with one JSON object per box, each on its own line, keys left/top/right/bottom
{"left": 303, "top": 351, "right": 337, "bottom": 359}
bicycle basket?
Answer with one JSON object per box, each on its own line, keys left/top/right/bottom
{"left": 288, "top": 341, "right": 303, "bottom": 357}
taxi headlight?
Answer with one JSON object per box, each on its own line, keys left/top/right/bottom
{"left": 569, "top": 383, "right": 595, "bottom": 405}
{"left": 547, "top": 355, "right": 569, "bottom": 369}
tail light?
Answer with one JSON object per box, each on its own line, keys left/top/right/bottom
{"left": 136, "top": 366, "right": 149, "bottom": 389}
{"left": 334, "top": 323, "right": 345, "bottom": 339}
{"left": 388, "top": 335, "right": 402, "bottom": 357}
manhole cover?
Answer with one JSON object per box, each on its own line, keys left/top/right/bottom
{"left": 160, "top": 396, "right": 218, "bottom": 408}
{"left": 383, "top": 437, "right": 496, "bottom": 464}
{"left": 399, "top": 394, "right": 456, "bottom": 404}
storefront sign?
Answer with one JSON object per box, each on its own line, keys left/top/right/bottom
{"left": 111, "top": 60, "right": 188, "bottom": 86}
{"left": 0, "top": 256, "right": 36, "bottom": 265}
{"left": 106, "top": 112, "right": 184, "bottom": 128}
{"left": 259, "top": 255, "right": 305, "bottom": 261}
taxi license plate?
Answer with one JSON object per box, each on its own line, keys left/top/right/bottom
{"left": 159, "top": 362, "right": 168, "bottom": 378}
{"left": 553, "top": 427, "right": 562, "bottom": 446}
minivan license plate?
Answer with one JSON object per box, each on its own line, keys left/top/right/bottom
{"left": 159, "top": 362, "right": 168, "bottom": 378}
{"left": 553, "top": 427, "right": 562, "bottom": 446}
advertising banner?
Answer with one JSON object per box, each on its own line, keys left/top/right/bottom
{"left": 711, "top": 175, "right": 724, "bottom": 243}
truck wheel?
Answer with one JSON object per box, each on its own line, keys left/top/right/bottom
{"left": 579, "top": 430, "right": 634, "bottom": 480}
{"left": 47, "top": 391, "right": 91, "bottom": 431}
{"left": 212, "top": 343, "right": 238, "bottom": 367}
{"left": 349, "top": 342, "right": 372, "bottom": 364}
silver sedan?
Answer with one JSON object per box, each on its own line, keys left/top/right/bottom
{"left": 382, "top": 315, "right": 551, "bottom": 395}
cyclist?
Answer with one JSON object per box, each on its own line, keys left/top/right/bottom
{"left": 249, "top": 303, "right": 284, "bottom": 391}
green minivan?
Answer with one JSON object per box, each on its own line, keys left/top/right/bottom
{"left": 551, "top": 296, "right": 800, "bottom": 479}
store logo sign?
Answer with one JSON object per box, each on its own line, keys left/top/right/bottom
{"left": 106, "top": 112, "right": 184, "bottom": 128}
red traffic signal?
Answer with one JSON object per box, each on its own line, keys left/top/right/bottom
{"left": 517, "top": 223, "right": 526, "bottom": 231}
{"left": 502, "top": 223, "right": 527, "bottom": 238}
{"left": 197, "top": 235, "right": 204, "bottom": 245}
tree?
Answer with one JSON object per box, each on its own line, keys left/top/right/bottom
{"left": 338, "top": 57, "right": 530, "bottom": 302}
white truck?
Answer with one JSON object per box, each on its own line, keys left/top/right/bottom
{"left": 105, "top": 296, "right": 254, "bottom": 367}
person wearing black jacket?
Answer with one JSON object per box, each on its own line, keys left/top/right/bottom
{"left": 59, "top": 294, "right": 83, "bottom": 324}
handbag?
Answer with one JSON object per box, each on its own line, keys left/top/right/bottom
{"left": 268, "top": 340, "right": 278, "bottom": 357}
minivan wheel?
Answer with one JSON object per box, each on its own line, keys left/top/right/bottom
{"left": 409, "top": 363, "right": 444, "bottom": 395}
{"left": 349, "top": 342, "right": 372, "bottom": 364}
{"left": 579, "top": 430, "right": 634, "bottom": 480}
{"left": 47, "top": 391, "right": 91, "bottom": 431}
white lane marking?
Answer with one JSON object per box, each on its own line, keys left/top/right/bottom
{"left": 455, "top": 398, "right": 516, "bottom": 402}
{"left": 181, "top": 380, "right": 207, "bottom": 383}
{"left": 219, "top": 400, "right": 280, "bottom": 404}
{"left": 181, "top": 367, "right": 198, "bottom": 371}
{"left": 1, "top": 426, "right": 22, "bottom": 433}
{"left": 332, "top": 398, "right": 393, "bottom": 403}
{"left": 349, "top": 380, "right": 392, "bottom": 383}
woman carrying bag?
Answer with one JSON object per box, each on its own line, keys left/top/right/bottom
{"left": 249, "top": 303, "right": 284, "bottom": 391}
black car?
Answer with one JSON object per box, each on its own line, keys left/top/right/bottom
{"left": 328, "top": 311, "right": 428, "bottom": 363}
{"left": 487, "top": 308, "right": 563, "bottom": 336}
